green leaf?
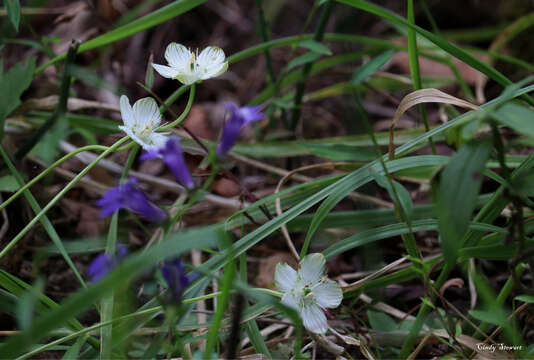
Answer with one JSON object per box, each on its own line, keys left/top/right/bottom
{"left": 286, "top": 52, "right": 322, "bottom": 71}
{"left": 303, "top": 143, "right": 376, "bottom": 161}
{"left": 352, "top": 49, "right": 394, "bottom": 86}
{"left": 0, "top": 175, "right": 20, "bottom": 192}
{"left": 4, "top": 0, "right": 20, "bottom": 31}
{"left": 0, "top": 57, "right": 35, "bottom": 140}
{"left": 367, "top": 310, "right": 397, "bottom": 331}
{"left": 372, "top": 171, "right": 413, "bottom": 221}
{"left": 490, "top": 102, "right": 534, "bottom": 138}
{"left": 335, "top": 0, "right": 514, "bottom": 89}
{"left": 0, "top": 225, "right": 225, "bottom": 358}
{"left": 298, "top": 39, "right": 332, "bottom": 55}
{"left": 16, "top": 279, "right": 44, "bottom": 331}
{"left": 510, "top": 172, "right": 534, "bottom": 197}
{"left": 469, "top": 309, "right": 507, "bottom": 327}
{"left": 31, "top": 116, "right": 69, "bottom": 164}
{"left": 145, "top": 56, "right": 155, "bottom": 89}
{"left": 436, "top": 140, "right": 492, "bottom": 265}
{"left": 35, "top": 0, "right": 206, "bottom": 74}
{"left": 61, "top": 335, "right": 87, "bottom": 360}
{"left": 515, "top": 295, "right": 534, "bottom": 304}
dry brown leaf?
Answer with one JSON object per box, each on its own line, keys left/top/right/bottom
{"left": 389, "top": 88, "right": 480, "bottom": 160}
{"left": 212, "top": 177, "right": 241, "bottom": 197}
{"left": 440, "top": 278, "right": 465, "bottom": 296}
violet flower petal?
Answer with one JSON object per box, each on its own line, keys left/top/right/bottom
{"left": 140, "top": 137, "right": 194, "bottom": 189}
{"left": 161, "top": 258, "right": 190, "bottom": 302}
{"left": 216, "top": 103, "right": 265, "bottom": 156}
{"left": 87, "top": 244, "right": 129, "bottom": 282}
{"left": 96, "top": 177, "right": 166, "bottom": 222}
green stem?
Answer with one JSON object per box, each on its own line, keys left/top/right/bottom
{"left": 16, "top": 291, "right": 225, "bottom": 360}
{"left": 0, "top": 146, "right": 87, "bottom": 288}
{"left": 100, "top": 145, "right": 139, "bottom": 359}
{"left": 0, "top": 137, "right": 129, "bottom": 259}
{"left": 0, "top": 144, "right": 108, "bottom": 212}
{"left": 159, "top": 84, "right": 196, "bottom": 131}
{"left": 204, "top": 254, "right": 235, "bottom": 359}
{"left": 255, "top": 0, "right": 276, "bottom": 84}
{"left": 399, "top": 263, "right": 453, "bottom": 357}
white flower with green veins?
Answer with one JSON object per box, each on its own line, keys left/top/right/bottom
{"left": 275, "top": 253, "right": 343, "bottom": 334}
{"left": 152, "top": 43, "right": 228, "bottom": 85}
{"left": 118, "top": 95, "right": 167, "bottom": 150}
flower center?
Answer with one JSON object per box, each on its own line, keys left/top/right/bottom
{"left": 134, "top": 121, "right": 155, "bottom": 138}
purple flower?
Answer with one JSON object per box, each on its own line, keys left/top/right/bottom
{"left": 87, "top": 243, "right": 128, "bottom": 282}
{"left": 216, "top": 103, "right": 265, "bottom": 156}
{"left": 96, "top": 177, "right": 166, "bottom": 222}
{"left": 161, "top": 258, "right": 192, "bottom": 302}
{"left": 140, "top": 137, "right": 194, "bottom": 189}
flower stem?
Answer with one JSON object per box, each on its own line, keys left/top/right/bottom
{"left": 159, "top": 84, "right": 196, "bottom": 131}
{"left": 0, "top": 144, "right": 109, "bottom": 212}
{"left": 0, "top": 136, "right": 129, "bottom": 259}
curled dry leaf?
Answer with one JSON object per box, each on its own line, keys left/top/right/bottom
{"left": 389, "top": 88, "right": 480, "bottom": 160}
{"left": 440, "top": 277, "right": 465, "bottom": 296}
{"left": 310, "top": 333, "right": 345, "bottom": 357}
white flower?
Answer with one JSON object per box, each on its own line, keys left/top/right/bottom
{"left": 118, "top": 95, "right": 168, "bottom": 150}
{"left": 152, "top": 43, "right": 228, "bottom": 85}
{"left": 275, "top": 253, "right": 343, "bottom": 334}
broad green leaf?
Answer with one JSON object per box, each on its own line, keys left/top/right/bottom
{"left": 436, "top": 140, "right": 492, "bottom": 265}
{"left": 367, "top": 310, "right": 397, "bottom": 331}
{"left": 510, "top": 172, "right": 534, "bottom": 197}
{"left": 298, "top": 39, "right": 332, "bottom": 55}
{"left": 0, "top": 57, "right": 35, "bottom": 140}
{"left": 490, "top": 102, "right": 534, "bottom": 138}
{"left": 303, "top": 143, "right": 376, "bottom": 161}
{"left": 0, "top": 175, "right": 20, "bottom": 192}
{"left": 286, "top": 51, "right": 321, "bottom": 71}
{"left": 4, "top": 0, "right": 20, "bottom": 31}
{"left": 469, "top": 309, "right": 507, "bottom": 327}
{"left": 352, "top": 49, "right": 394, "bottom": 86}
{"left": 31, "top": 116, "right": 69, "bottom": 164}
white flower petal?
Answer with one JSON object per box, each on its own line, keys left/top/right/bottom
{"left": 119, "top": 125, "right": 152, "bottom": 149}
{"left": 199, "top": 61, "right": 228, "bottom": 80}
{"left": 301, "top": 304, "right": 328, "bottom": 334}
{"left": 281, "top": 291, "right": 299, "bottom": 311}
{"left": 275, "top": 263, "right": 298, "bottom": 292}
{"left": 313, "top": 281, "right": 342, "bottom": 309}
{"left": 164, "top": 43, "right": 192, "bottom": 69}
{"left": 299, "top": 253, "right": 325, "bottom": 285}
{"left": 120, "top": 95, "right": 134, "bottom": 128}
{"left": 197, "top": 46, "right": 225, "bottom": 67}
{"left": 176, "top": 73, "right": 200, "bottom": 85}
{"left": 152, "top": 63, "right": 181, "bottom": 79}
{"left": 196, "top": 46, "right": 227, "bottom": 80}
{"left": 145, "top": 133, "right": 168, "bottom": 150}
{"left": 132, "top": 97, "right": 161, "bottom": 128}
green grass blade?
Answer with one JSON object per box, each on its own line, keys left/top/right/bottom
{"left": 34, "top": 0, "right": 206, "bottom": 74}
{"left": 334, "top": 0, "right": 514, "bottom": 88}
{"left": 0, "top": 146, "right": 86, "bottom": 288}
